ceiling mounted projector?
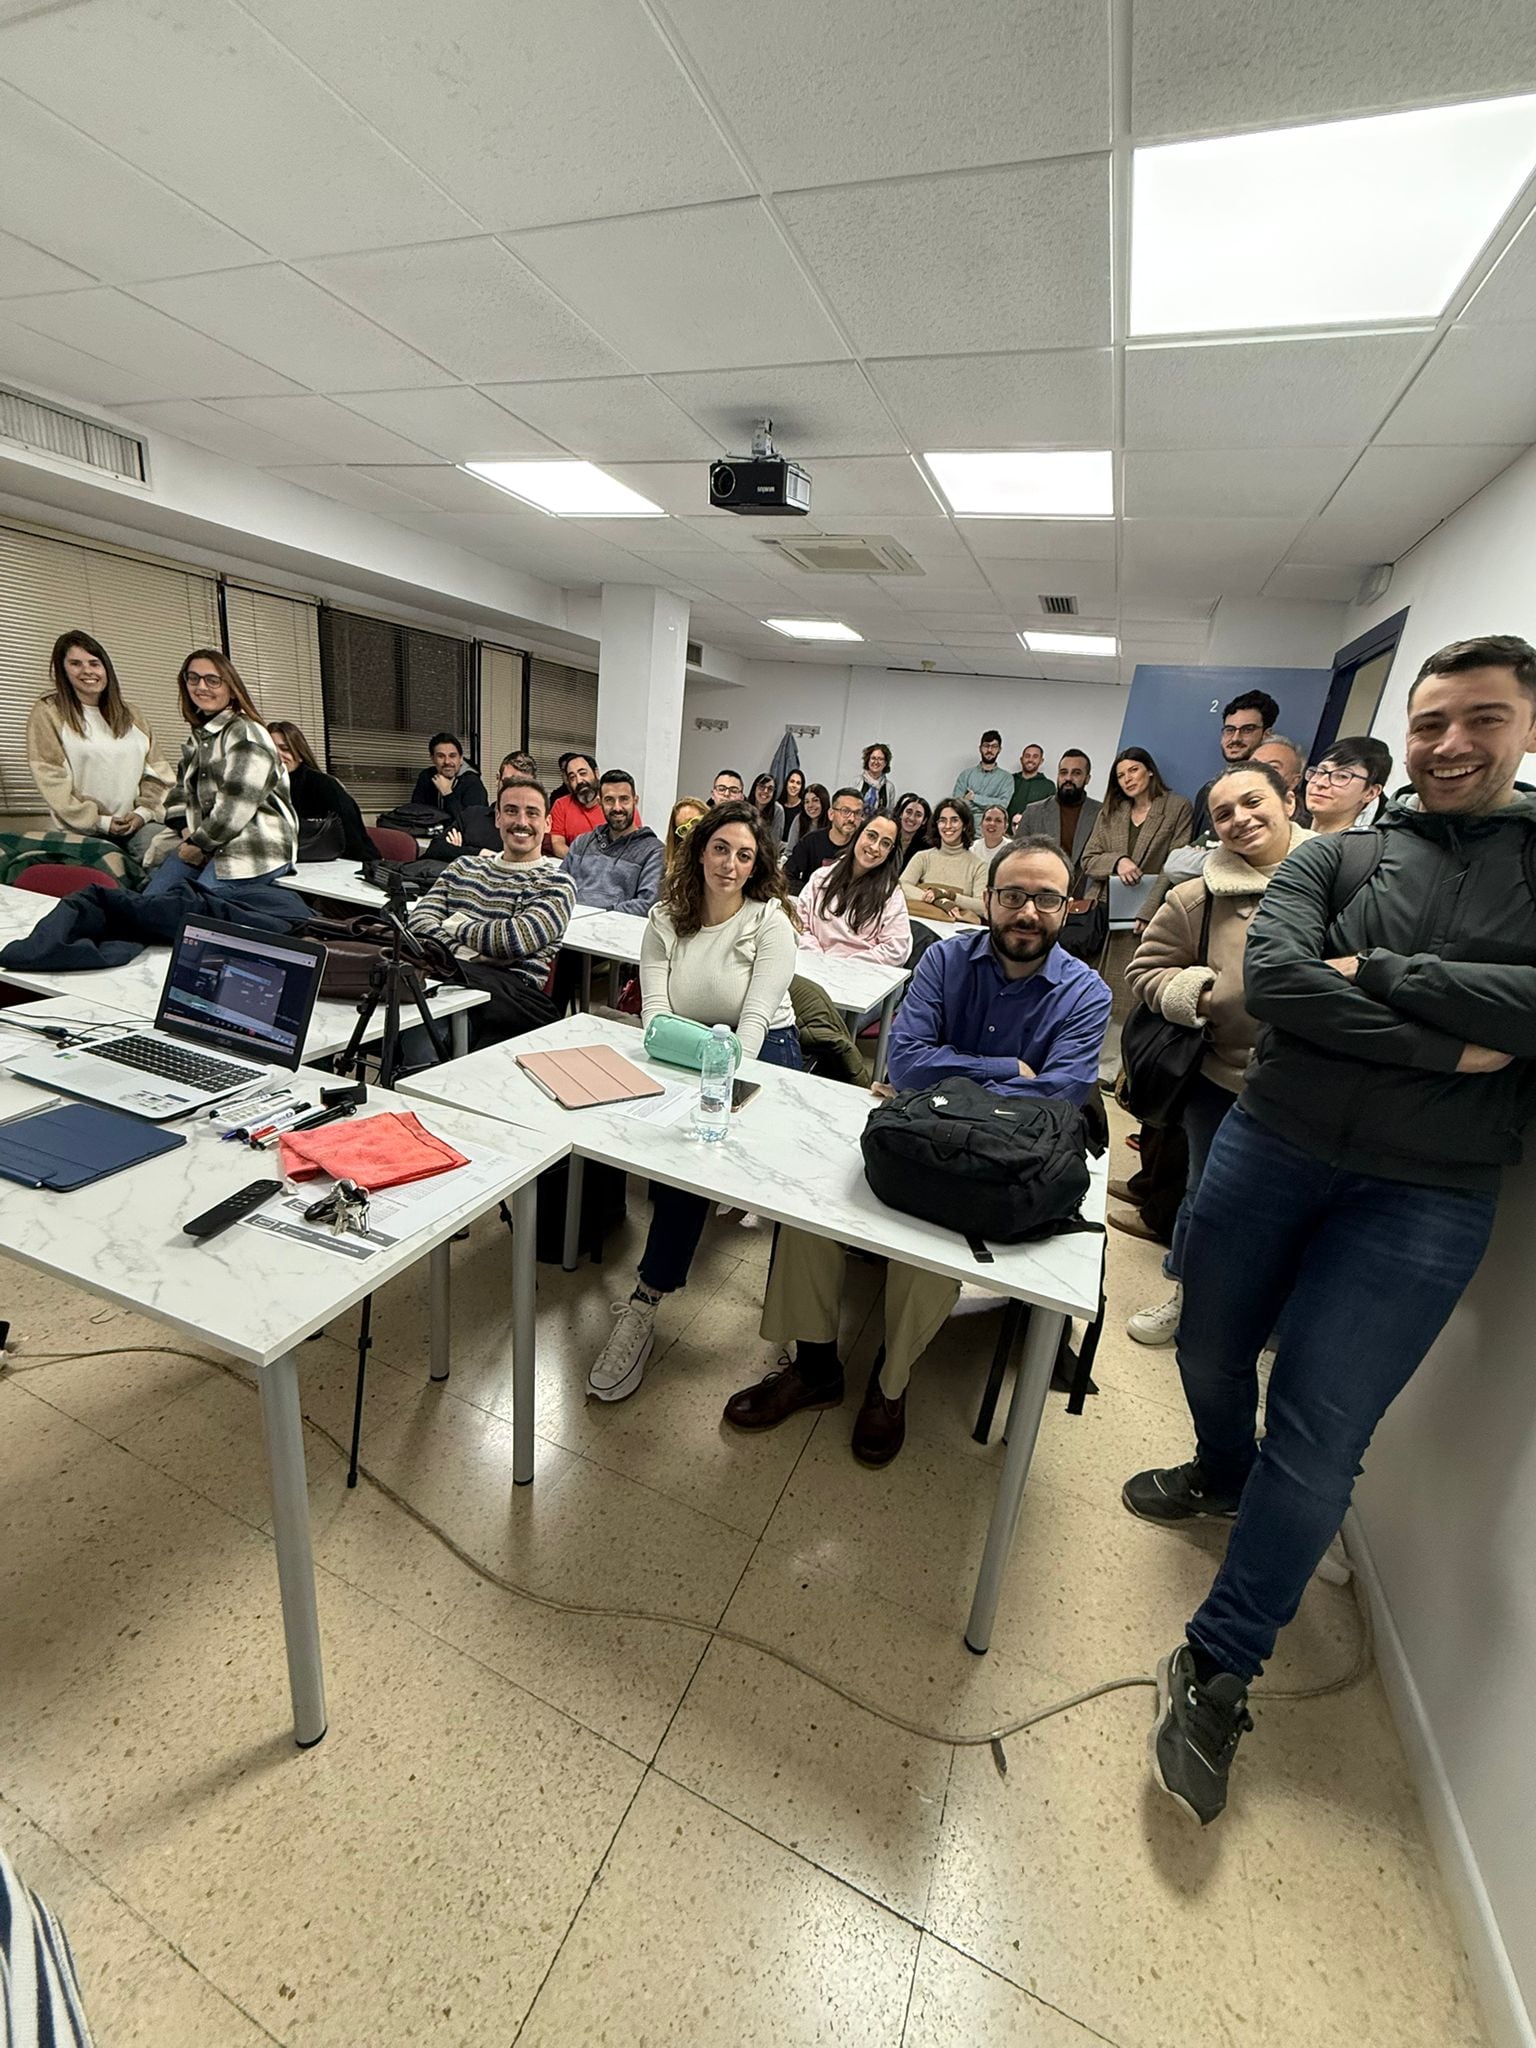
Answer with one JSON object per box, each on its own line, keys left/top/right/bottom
{"left": 709, "top": 419, "right": 811, "bottom": 516}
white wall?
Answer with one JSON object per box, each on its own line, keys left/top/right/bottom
{"left": 1205, "top": 596, "right": 1348, "bottom": 669}
{"left": 1341, "top": 441, "right": 1536, "bottom": 2047}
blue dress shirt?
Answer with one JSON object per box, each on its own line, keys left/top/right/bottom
{"left": 887, "top": 928, "right": 1110, "bottom": 1105}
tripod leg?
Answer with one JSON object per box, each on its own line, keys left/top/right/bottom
{"left": 348, "top": 1295, "right": 373, "bottom": 1488}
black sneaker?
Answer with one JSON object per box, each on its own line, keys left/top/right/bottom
{"left": 1122, "top": 1461, "right": 1241, "bottom": 1524}
{"left": 1149, "top": 1643, "right": 1253, "bottom": 1825}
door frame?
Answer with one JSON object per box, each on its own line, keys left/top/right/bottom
{"left": 1311, "top": 606, "right": 1410, "bottom": 762}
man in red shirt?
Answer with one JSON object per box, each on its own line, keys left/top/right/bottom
{"left": 548, "top": 753, "right": 603, "bottom": 855}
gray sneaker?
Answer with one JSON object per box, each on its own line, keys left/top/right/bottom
{"left": 1149, "top": 1643, "right": 1253, "bottom": 1825}
{"left": 587, "top": 1297, "right": 656, "bottom": 1403}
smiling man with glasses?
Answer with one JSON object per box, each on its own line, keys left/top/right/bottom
{"left": 1189, "top": 690, "right": 1280, "bottom": 839}
{"left": 725, "top": 834, "right": 1111, "bottom": 1466}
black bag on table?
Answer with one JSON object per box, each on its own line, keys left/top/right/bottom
{"left": 296, "top": 814, "right": 347, "bottom": 863}
{"left": 1059, "top": 894, "right": 1108, "bottom": 963}
{"left": 1118, "top": 887, "right": 1213, "bottom": 1127}
{"left": 374, "top": 802, "right": 446, "bottom": 837}
{"left": 861, "top": 1078, "right": 1095, "bottom": 1250}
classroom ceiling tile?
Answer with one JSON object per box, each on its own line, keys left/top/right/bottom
{"left": 507, "top": 202, "right": 847, "bottom": 373}
{"left": 790, "top": 457, "right": 940, "bottom": 517}
{"left": 1124, "top": 332, "right": 1429, "bottom": 449}
{"left": 331, "top": 387, "right": 561, "bottom": 462}
{"left": 1132, "top": 0, "right": 1536, "bottom": 137}
{"left": 0, "top": 0, "right": 478, "bottom": 258}
{"left": 298, "top": 240, "right": 631, "bottom": 384}
{"left": 266, "top": 464, "right": 445, "bottom": 520}
{"left": 1376, "top": 323, "right": 1536, "bottom": 443}
{"left": 353, "top": 464, "right": 532, "bottom": 513}
{"left": 867, "top": 350, "right": 1113, "bottom": 449}
{"left": 1462, "top": 209, "right": 1536, "bottom": 323}
{"left": 652, "top": 363, "right": 906, "bottom": 458}
{"left": 242, "top": 0, "right": 748, "bottom": 229}
{"left": 980, "top": 557, "right": 1119, "bottom": 603}
{"left": 1264, "top": 562, "right": 1370, "bottom": 602}
{"left": 1121, "top": 516, "right": 1303, "bottom": 577}
{"left": 0, "top": 84, "right": 263, "bottom": 285}
{"left": 477, "top": 377, "right": 721, "bottom": 461}
{"left": 117, "top": 399, "right": 317, "bottom": 468}
{"left": 133, "top": 266, "right": 455, "bottom": 393}
{"left": 0, "top": 231, "right": 95, "bottom": 298}
{"left": 602, "top": 463, "right": 724, "bottom": 518}
{"left": 1292, "top": 443, "right": 1526, "bottom": 561}
{"left": 8, "top": 288, "right": 300, "bottom": 400}
{"left": 209, "top": 396, "right": 436, "bottom": 463}
{"left": 1123, "top": 447, "right": 1356, "bottom": 519}
{"left": 777, "top": 160, "right": 1111, "bottom": 356}
{"left": 0, "top": 318, "right": 174, "bottom": 408}
{"left": 663, "top": 0, "right": 1108, "bottom": 186}
{"left": 957, "top": 518, "right": 1118, "bottom": 562}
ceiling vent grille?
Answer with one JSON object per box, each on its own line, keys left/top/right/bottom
{"left": 0, "top": 385, "right": 148, "bottom": 483}
{"left": 685, "top": 639, "right": 703, "bottom": 668}
{"left": 1038, "top": 593, "right": 1078, "bottom": 614}
{"left": 759, "top": 534, "right": 923, "bottom": 577}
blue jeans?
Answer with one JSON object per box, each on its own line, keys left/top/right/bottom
{"left": 144, "top": 851, "right": 292, "bottom": 895}
{"left": 1177, "top": 1107, "right": 1496, "bottom": 1680}
{"left": 1164, "top": 1072, "right": 1236, "bottom": 1281}
{"left": 638, "top": 1026, "right": 804, "bottom": 1294}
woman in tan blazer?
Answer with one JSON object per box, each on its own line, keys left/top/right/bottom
{"left": 1080, "top": 747, "right": 1195, "bottom": 896}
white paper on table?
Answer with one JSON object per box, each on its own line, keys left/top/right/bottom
{"left": 239, "top": 1148, "right": 518, "bottom": 1261}
{"left": 608, "top": 1078, "right": 697, "bottom": 1128}
{"left": 0, "top": 1026, "right": 45, "bottom": 1066}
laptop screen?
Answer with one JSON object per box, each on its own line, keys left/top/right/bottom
{"left": 156, "top": 918, "right": 325, "bottom": 1068}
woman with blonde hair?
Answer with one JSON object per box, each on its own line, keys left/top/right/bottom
{"left": 26, "top": 629, "right": 174, "bottom": 863}
{"left": 663, "top": 794, "right": 709, "bottom": 877}
{"left": 144, "top": 649, "right": 297, "bottom": 895}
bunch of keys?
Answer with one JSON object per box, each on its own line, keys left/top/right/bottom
{"left": 302, "top": 1178, "right": 370, "bottom": 1238}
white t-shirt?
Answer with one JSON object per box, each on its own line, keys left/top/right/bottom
{"left": 59, "top": 705, "right": 150, "bottom": 832}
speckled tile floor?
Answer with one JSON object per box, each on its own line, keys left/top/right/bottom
{"left": 0, "top": 1140, "right": 1489, "bottom": 2046}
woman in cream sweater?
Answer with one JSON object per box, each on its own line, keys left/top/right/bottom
{"left": 899, "top": 798, "right": 988, "bottom": 922}
{"left": 1122, "top": 760, "right": 1310, "bottom": 1343}
{"left": 26, "top": 630, "right": 174, "bottom": 864}
{"left": 586, "top": 800, "right": 803, "bottom": 1405}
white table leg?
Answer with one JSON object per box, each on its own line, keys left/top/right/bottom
{"left": 450, "top": 1010, "right": 469, "bottom": 1059}
{"left": 511, "top": 1178, "right": 537, "bottom": 1486}
{"left": 873, "top": 991, "right": 897, "bottom": 1083}
{"left": 257, "top": 1348, "right": 327, "bottom": 1747}
{"left": 561, "top": 1153, "right": 585, "bottom": 1272}
{"left": 429, "top": 1239, "right": 450, "bottom": 1382}
{"left": 965, "top": 1306, "right": 1063, "bottom": 1655}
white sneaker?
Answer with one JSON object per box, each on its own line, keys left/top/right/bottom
{"left": 1127, "top": 1285, "right": 1182, "bottom": 1347}
{"left": 587, "top": 1297, "right": 657, "bottom": 1402}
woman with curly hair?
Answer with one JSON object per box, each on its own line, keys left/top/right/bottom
{"left": 585, "top": 801, "right": 803, "bottom": 1404}
{"left": 859, "top": 740, "right": 894, "bottom": 816}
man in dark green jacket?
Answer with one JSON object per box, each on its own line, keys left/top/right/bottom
{"left": 1123, "top": 633, "right": 1536, "bottom": 1825}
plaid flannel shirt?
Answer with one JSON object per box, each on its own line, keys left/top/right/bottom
{"left": 173, "top": 710, "right": 298, "bottom": 879}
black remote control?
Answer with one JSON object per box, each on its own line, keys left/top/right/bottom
{"left": 183, "top": 1178, "right": 284, "bottom": 1241}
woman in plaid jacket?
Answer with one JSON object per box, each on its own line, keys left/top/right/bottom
{"left": 144, "top": 649, "right": 297, "bottom": 894}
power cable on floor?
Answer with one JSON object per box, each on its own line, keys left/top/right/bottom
{"left": 3, "top": 1342, "right": 1374, "bottom": 1766}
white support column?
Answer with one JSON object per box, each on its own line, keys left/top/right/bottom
{"left": 597, "top": 584, "right": 690, "bottom": 822}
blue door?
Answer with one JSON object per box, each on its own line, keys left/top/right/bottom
{"left": 1116, "top": 664, "right": 1334, "bottom": 809}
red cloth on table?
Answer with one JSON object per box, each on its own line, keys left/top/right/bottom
{"left": 278, "top": 1111, "right": 468, "bottom": 1190}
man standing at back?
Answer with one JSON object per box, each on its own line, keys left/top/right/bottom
{"left": 954, "top": 730, "right": 1013, "bottom": 812}
{"left": 1124, "top": 635, "right": 1536, "bottom": 1825}
{"left": 786, "top": 785, "right": 864, "bottom": 891}
{"left": 1018, "top": 750, "right": 1101, "bottom": 897}
{"left": 1010, "top": 742, "right": 1053, "bottom": 827}
{"left": 1189, "top": 691, "right": 1279, "bottom": 838}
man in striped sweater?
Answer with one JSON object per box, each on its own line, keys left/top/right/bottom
{"left": 407, "top": 776, "right": 574, "bottom": 1050}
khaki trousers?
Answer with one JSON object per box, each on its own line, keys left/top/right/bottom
{"left": 759, "top": 1226, "right": 960, "bottom": 1397}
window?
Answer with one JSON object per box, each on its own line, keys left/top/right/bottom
{"left": 318, "top": 608, "right": 475, "bottom": 813}
{"left": 224, "top": 585, "right": 326, "bottom": 757}
{"left": 526, "top": 657, "right": 596, "bottom": 788}
{"left": 0, "top": 522, "right": 219, "bottom": 818}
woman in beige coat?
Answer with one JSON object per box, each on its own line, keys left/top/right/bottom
{"left": 26, "top": 629, "right": 174, "bottom": 863}
{"left": 1120, "top": 760, "right": 1310, "bottom": 1344}
{"left": 1080, "top": 746, "right": 1195, "bottom": 898}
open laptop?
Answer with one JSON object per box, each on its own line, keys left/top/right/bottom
{"left": 9, "top": 914, "right": 327, "bottom": 1121}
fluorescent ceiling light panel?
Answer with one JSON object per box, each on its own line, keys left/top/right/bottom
{"left": 926, "top": 451, "right": 1113, "bottom": 518}
{"left": 460, "top": 460, "right": 665, "bottom": 516}
{"left": 1021, "top": 630, "right": 1118, "bottom": 656}
{"left": 763, "top": 618, "right": 864, "bottom": 641}
{"left": 1131, "top": 93, "right": 1536, "bottom": 335}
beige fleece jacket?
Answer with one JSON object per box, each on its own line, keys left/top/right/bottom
{"left": 25, "top": 694, "right": 176, "bottom": 835}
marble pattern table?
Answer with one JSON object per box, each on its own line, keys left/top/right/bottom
{"left": 277, "top": 860, "right": 389, "bottom": 911}
{"left": 0, "top": 1030, "right": 565, "bottom": 1749}
{"left": 399, "top": 1013, "right": 1106, "bottom": 1653}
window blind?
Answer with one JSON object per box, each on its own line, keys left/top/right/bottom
{"left": 224, "top": 585, "right": 326, "bottom": 755}
{"left": 527, "top": 657, "right": 597, "bottom": 787}
{"left": 318, "top": 607, "right": 473, "bottom": 814}
{"left": 0, "top": 523, "right": 219, "bottom": 818}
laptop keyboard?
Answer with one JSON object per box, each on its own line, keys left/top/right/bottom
{"left": 92, "top": 1035, "right": 260, "bottom": 1092}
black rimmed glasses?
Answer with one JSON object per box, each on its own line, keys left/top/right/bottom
{"left": 992, "top": 887, "right": 1065, "bottom": 913}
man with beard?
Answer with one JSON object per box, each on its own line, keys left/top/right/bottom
{"left": 549, "top": 752, "right": 605, "bottom": 857}
{"left": 1189, "top": 690, "right": 1279, "bottom": 838}
{"left": 725, "top": 836, "right": 1111, "bottom": 1465}
{"left": 953, "top": 727, "right": 1013, "bottom": 811}
{"left": 1018, "top": 749, "right": 1101, "bottom": 899}
{"left": 1010, "top": 741, "right": 1053, "bottom": 826}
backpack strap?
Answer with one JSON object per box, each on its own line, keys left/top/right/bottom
{"left": 1328, "top": 827, "right": 1384, "bottom": 914}
{"left": 1522, "top": 828, "right": 1536, "bottom": 913}
{"left": 1194, "top": 879, "right": 1214, "bottom": 967}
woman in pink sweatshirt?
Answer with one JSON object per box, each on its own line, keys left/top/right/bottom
{"left": 795, "top": 811, "right": 912, "bottom": 964}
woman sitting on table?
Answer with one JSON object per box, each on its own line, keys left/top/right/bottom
{"left": 892, "top": 790, "right": 935, "bottom": 864}
{"left": 268, "top": 720, "right": 373, "bottom": 863}
{"left": 795, "top": 810, "right": 910, "bottom": 964}
{"left": 899, "top": 797, "right": 987, "bottom": 923}
{"left": 978, "top": 802, "right": 1010, "bottom": 855}
{"left": 779, "top": 767, "right": 807, "bottom": 844}
{"left": 1079, "top": 747, "right": 1194, "bottom": 901}
{"left": 787, "top": 780, "right": 828, "bottom": 849}
{"left": 749, "top": 771, "right": 785, "bottom": 843}
{"left": 144, "top": 650, "right": 297, "bottom": 895}
{"left": 585, "top": 801, "right": 802, "bottom": 1406}
{"left": 26, "top": 629, "right": 175, "bottom": 868}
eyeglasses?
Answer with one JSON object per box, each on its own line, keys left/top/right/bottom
{"left": 992, "top": 887, "right": 1066, "bottom": 913}
{"left": 1305, "top": 765, "right": 1368, "bottom": 788}
{"left": 1221, "top": 721, "right": 1264, "bottom": 739}
{"left": 186, "top": 673, "right": 225, "bottom": 689}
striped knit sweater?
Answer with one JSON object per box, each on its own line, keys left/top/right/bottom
{"left": 1, "top": 1843, "right": 96, "bottom": 2044}
{"left": 407, "top": 851, "right": 574, "bottom": 988}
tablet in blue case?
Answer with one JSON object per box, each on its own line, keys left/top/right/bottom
{"left": 0, "top": 1102, "right": 187, "bottom": 1191}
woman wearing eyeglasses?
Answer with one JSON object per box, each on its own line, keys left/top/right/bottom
{"left": 1302, "top": 736, "right": 1392, "bottom": 834}
{"left": 143, "top": 650, "right": 297, "bottom": 894}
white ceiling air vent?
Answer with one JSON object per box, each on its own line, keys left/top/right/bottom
{"left": 1038, "top": 593, "right": 1078, "bottom": 614}
{"left": 0, "top": 385, "right": 148, "bottom": 483}
{"left": 759, "top": 534, "right": 923, "bottom": 577}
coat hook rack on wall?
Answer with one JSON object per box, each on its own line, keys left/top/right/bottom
{"left": 693, "top": 716, "right": 730, "bottom": 732}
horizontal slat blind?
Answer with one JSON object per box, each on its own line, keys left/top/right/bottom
{"left": 224, "top": 585, "right": 326, "bottom": 755}
{"left": 0, "top": 523, "right": 218, "bottom": 818}
{"left": 526, "top": 657, "right": 597, "bottom": 787}
{"left": 319, "top": 607, "right": 473, "bottom": 814}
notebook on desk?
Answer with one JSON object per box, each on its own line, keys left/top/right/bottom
{"left": 0, "top": 1101, "right": 186, "bottom": 1191}
{"left": 515, "top": 1045, "right": 665, "bottom": 1109}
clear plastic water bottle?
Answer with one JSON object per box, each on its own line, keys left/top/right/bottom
{"left": 693, "top": 1023, "right": 734, "bottom": 1143}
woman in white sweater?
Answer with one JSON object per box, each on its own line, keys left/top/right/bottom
{"left": 587, "top": 801, "right": 803, "bottom": 1403}
{"left": 796, "top": 811, "right": 911, "bottom": 963}
{"left": 26, "top": 630, "right": 174, "bottom": 865}
{"left": 899, "top": 797, "right": 989, "bottom": 921}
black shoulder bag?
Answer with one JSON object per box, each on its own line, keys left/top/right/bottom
{"left": 1119, "top": 885, "right": 1214, "bottom": 1127}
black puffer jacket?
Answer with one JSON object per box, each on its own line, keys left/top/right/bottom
{"left": 1240, "top": 794, "right": 1536, "bottom": 1191}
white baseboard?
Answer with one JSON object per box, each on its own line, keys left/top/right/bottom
{"left": 1344, "top": 1510, "right": 1534, "bottom": 2048}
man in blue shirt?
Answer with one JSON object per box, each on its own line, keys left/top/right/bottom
{"left": 726, "top": 836, "right": 1111, "bottom": 1465}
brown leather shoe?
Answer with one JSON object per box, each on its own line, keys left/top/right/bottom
{"left": 723, "top": 1355, "right": 843, "bottom": 1431}
{"left": 1107, "top": 1205, "right": 1162, "bottom": 1243}
{"left": 851, "top": 1369, "right": 906, "bottom": 1466}
{"left": 1108, "top": 1177, "right": 1137, "bottom": 1204}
